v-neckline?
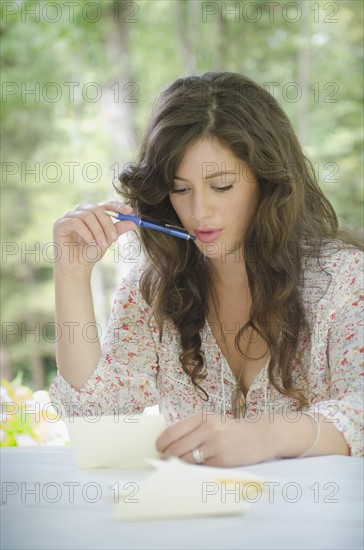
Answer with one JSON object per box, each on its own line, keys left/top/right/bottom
{"left": 203, "top": 320, "right": 270, "bottom": 400}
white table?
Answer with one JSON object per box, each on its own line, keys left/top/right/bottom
{"left": 1, "top": 447, "right": 363, "bottom": 550}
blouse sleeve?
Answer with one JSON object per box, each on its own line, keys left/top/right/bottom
{"left": 307, "top": 247, "right": 364, "bottom": 456}
{"left": 48, "top": 266, "right": 160, "bottom": 418}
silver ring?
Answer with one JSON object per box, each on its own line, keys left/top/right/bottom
{"left": 192, "top": 448, "right": 205, "bottom": 464}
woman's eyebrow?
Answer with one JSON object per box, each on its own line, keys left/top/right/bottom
{"left": 205, "top": 170, "right": 238, "bottom": 180}
{"left": 173, "top": 171, "right": 237, "bottom": 182}
{"left": 173, "top": 176, "right": 189, "bottom": 182}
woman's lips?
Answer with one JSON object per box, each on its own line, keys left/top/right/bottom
{"left": 194, "top": 230, "right": 223, "bottom": 243}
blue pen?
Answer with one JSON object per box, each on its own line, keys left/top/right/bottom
{"left": 104, "top": 210, "right": 196, "bottom": 241}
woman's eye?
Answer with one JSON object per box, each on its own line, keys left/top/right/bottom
{"left": 170, "top": 188, "right": 187, "bottom": 194}
{"left": 170, "top": 184, "right": 233, "bottom": 194}
{"left": 213, "top": 185, "right": 233, "bottom": 192}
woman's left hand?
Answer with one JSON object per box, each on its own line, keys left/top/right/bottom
{"left": 156, "top": 412, "right": 279, "bottom": 467}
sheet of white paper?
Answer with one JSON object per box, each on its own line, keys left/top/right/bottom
{"left": 114, "top": 457, "right": 268, "bottom": 521}
{"left": 64, "top": 414, "right": 167, "bottom": 468}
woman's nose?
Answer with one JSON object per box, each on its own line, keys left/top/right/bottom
{"left": 190, "top": 189, "right": 214, "bottom": 222}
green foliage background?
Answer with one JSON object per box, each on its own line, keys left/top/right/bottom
{"left": 1, "top": 0, "right": 363, "bottom": 389}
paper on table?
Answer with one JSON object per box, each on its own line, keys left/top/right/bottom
{"left": 64, "top": 414, "right": 167, "bottom": 469}
{"left": 114, "top": 457, "right": 267, "bottom": 521}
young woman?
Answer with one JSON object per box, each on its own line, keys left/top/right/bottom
{"left": 50, "top": 72, "right": 363, "bottom": 467}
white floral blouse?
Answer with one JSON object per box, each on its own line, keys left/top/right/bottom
{"left": 49, "top": 242, "right": 364, "bottom": 456}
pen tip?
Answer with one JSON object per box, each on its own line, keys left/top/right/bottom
{"left": 104, "top": 210, "right": 118, "bottom": 219}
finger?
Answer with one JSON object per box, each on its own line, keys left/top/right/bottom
{"left": 98, "top": 202, "right": 138, "bottom": 237}
{"left": 99, "top": 200, "right": 133, "bottom": 214}
{"left": 69, "top": 209, "right": 112, "bottom": 248}
{"left": 61, "top": 204, "right": 135, "bottom": 248}
{"left": 160, "top": 431, "right": 203, "bottom": 460}
{"left": 92, "top": 204, "right": 134, "bottom": 243}
{"left": 67, "top": 205, "right": 127, "bottom": 247}
{"left": 54, "top": 217, "right": 97, "bottom": 245}
{"left": 156, "top": 413, "right": 203, "bottom": 453}
{"left": 113, "top": 220, "right": 138, "bottom": 237}
{"left": 181, "top": 444, "right": 218, "bottom": 466}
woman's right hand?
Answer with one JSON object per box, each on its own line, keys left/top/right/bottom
{"left": 53, "top": 201, "right": 137, "bottom": 276}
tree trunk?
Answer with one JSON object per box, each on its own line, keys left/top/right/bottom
{"left": 101, "top": 0, "right": 138, "bottom": 155}
{"left": 297, "top": 0, "right": 310, "bottom": 147}
{"left": 31, "top": 353, "right": 45, "bottom": 390}
{"left": 0, "top": 345, "right": 12, "bottom": 382}
{"left": 99, "top": 1, "right": 141, "bottom": 296}
{"left": 22, "top": 263, "right": 45, "bottom": 391}
{"left": 175, "top": 0, "right": 198, "bottom": 73}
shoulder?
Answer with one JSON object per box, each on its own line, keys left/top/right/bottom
{"left": 314, "top": 240, "right": 362, "bottom": 286}
{"left": 113, "top": 260, "right": 150, "bottom": 305}
{"left": 318, "top": 240, "right": 362, "bottom": 269}
{"left": 120, "top": 262, "right": 145, "bottom": 288}
{"left": 300, "top": 240, "right": 363, "bottom": 307}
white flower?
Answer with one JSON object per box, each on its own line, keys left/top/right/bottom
{"left": 33, "top": 391, "right": 49, "bottom": 404}
{"left": 0, "top": 386, "right": 12, "bottom": 404}
{"left": 15, "top": 434, "right": 37, "bottom": 446}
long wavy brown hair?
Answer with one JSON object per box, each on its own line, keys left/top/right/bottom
{"left": 115, "top": 72, "right": 361, "bottom": 408}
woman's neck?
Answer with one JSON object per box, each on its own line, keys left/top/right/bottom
{"left": 207, "top": 256, "right": 248, "bottom": 290}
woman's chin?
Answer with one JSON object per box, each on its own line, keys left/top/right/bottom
{"left": 196, "top": 241, "right": 243, "bottom": 262}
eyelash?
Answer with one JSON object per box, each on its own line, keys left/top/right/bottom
{"left": 170, "top": 185, "right": 234, "bottom": 194}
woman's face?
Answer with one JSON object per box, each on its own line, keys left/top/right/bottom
{"left": 168, "top": 137, "right": 260, "bottom": 261}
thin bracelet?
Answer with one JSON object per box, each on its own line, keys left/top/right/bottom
{"left": 297, "top": 411, "right": 321, "bottom": 459}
